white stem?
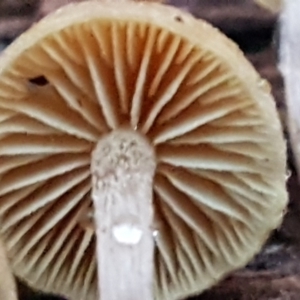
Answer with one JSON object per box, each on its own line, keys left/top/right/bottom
{"left": 91, "top": 129, "right": 156, "bottom": 300}
{"left": 279, "top": 0, "right": 300, "bottom": 180}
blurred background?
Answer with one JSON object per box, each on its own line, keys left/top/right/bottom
{"left": 1, "top": 1, "right": 299, "bottom": 299}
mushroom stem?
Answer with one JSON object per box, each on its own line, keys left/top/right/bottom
{"left": 91, "top": 129, "right": 156, "bottom": 300}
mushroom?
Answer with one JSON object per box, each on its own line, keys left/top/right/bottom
{"left": 254, "top": 0, "right": 283, "bottom": 13}
{"left": 0, "top": 238, "right": 17, "bottom": 300}
{"left": 0, "top": 1, "right": 287, "bottom": 300}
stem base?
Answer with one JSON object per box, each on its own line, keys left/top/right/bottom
{"left": 91, "top": 129, "right": 156, "bottom": 300}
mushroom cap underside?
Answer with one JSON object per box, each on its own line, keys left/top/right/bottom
{"left": 0, "top": 2, "right": 287, "bottom": 300}
{"left": 0, "top": 238, "right": 17, "bottom": 300}
{"left": 254, "top": 0, "right": 283, "bottom": 13}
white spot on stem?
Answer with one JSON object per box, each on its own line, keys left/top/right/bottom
{"left": 153, "top": 230, "right": 159, "bottom": 238}
{"left": 112, "top": 223, "right": 143, "bottom": 245}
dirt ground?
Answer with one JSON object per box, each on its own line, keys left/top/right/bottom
{"left": 0, "top": 1, "right": 299, "bottom": 299}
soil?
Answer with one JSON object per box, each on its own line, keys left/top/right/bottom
{"left": 0, "top": 1, "right": 299, "bottom": 299}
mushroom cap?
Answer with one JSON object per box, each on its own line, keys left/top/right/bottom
{"left": 0, "top": 238, "right": 17, "bottom": 300}
{"left": 254, "top": 0, "right": 283, "bottom": 13}
{"left": 0, "top": 1, "right": 287, "bottom": 300}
